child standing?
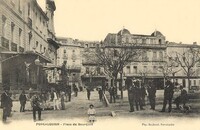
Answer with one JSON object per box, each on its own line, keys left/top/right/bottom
{"left": 87, "top": 104, "right": 96, "bottom": 122}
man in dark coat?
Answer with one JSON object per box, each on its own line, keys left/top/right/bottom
{"left": 19, "top": 90, "right": 27, "bottom": 112}
{"left": 73, "top": 84, "right": 78, "bottom": 97}
{"left": 86, "top": 87, "right": 91, "bottom": 100}
{"left": 147, "top": 81, "right": 156, "bottom": 110}
{"left": 160, "top": 80, "right": 174, "bottom": 112}
{"left": 31, "top": 93, "right": 42, "bottom": 121}
{"left": 98, "top": 88, "right": 103, "bottom": 101}
{"left": 134, "top": 80, "right": 144, "bottom": 111}
{"left": 125, "top": 77, "right": 135, "bottom": 112}
{"left": 109, "top": 86, "right": 116, "bottom": 103}
{"left": 0, "top": 88, "right": 11, "bottom": 122}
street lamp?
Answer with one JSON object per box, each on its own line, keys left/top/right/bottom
{"left": 34, "top": 56, "right": 40, "bottom": 90}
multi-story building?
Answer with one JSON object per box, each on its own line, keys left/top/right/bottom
{"left": 166, "top": 42, "right": 200, "bottom": 89}
{"left": 57, "top": 29, "right": 200, "bottom": 90}
{"left": 104, "top": 28, "right": 167, "bottom": 89}
{"left": 0, "top": 0, "right": 58, "bottom": 91}
{"left": 56, "top": 37, "right": 104, "bottom": 88}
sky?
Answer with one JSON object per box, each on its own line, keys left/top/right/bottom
{"left": 38, "top": 0, "right": 200, "bottom": 44}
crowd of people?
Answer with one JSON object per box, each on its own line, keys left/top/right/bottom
{"left": 125, "top": 77, "right": 189, "bottom": 113}
{"left": 0, "top": 79, "right": 190, "bottom": 123}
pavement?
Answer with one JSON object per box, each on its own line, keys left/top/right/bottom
{"left": 2, "top": 90, "right": 200, "bottom": 123}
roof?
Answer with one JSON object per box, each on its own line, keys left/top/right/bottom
{"left": 117, "top": 28, "right": 131, "bottom": 35}
{"left": 151, "top": 30, "right": 164, "bottom": 37}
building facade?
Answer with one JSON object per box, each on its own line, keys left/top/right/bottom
{"left": 0, "top": 0, "right": 58, "bottom": 91}
{"left": 104, "top": 28, "right": 167, "bottom": 89}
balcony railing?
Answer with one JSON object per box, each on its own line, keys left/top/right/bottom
{"left": 1, "top": 37, "right": 9, "bottom": 50}
{"left": 27, "top": 17, "right": 32, "bottom": 28}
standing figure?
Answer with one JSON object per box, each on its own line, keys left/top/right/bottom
{"left": 98, "top": 88, "right": 103, "bottom": 101}
{"left": 109, "top": 86, "right": 116, "bottom": 103}
{"left": 19, "top": 90, "right": 27, "bottom": 112}
{"left": 134, "top": 80, "right": 144, "bottom": 111}
{"left": 73, "top": 84, "right": 78, "bottom": 97}
{"left": 147, "top": 81, "right": 156, "bottom": 110}
{"left": 160, "top": 80, "right": 174, "bottom": 112}
{"left": 87, "top": 104, "right": 96, "bottom": 122}
{"left": 52, "top": 90, "right": 59, "bottom": 110}
{"left": 125, "top": 77, "right": 135, "bottom": 112}
{"left": 86, "top": 87, "right": 91, "bottom": 100}
{"left": 174, "top": 85, "right": 188, "bottom": 109}
{"left": 67, "top": 85, "right": 72, "bottom": 102}
{"left": 60, "top": 91, "right": 65, "bottom": 110}
{"left": 31, "top": 93, "right": 42, "bottom": 121}
{"left": 1, "top": 88, "right": 11, "bottom": 123}
{"left": 140, "top": 84, "right": 147, "bottom": 107}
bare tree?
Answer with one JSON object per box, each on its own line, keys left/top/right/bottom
{"left": 157, "top": 61, "right": 181, "bottom": 87}
{"left": 171, "top": 47, "right": 200, "bottom": 90}
{"left": 95, "top": 45, "right": 141, "bottom": 98}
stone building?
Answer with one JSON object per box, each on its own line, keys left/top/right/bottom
{"left": 56, "top": 37, "right": 105, "bottom": 88}
{"left": 166, "top": 42, "right": 200, "bottom": 89}
{"left": 104, "top": 28, "right": 167, "bottom": 89}
{"left": 0, "top": 0, "right": 59, "bottom": 91}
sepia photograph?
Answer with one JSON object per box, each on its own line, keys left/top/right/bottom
{"left": 0, "top": 0, "right": 200, "bottom": 130}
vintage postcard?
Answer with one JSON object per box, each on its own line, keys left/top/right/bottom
{"left": 0, "top": 0, "right": 200, "bottom": 130}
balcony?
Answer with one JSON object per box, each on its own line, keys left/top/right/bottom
{"left": 11, "top": 42, "right": 17, "bottom": 52}
{"left": 1, "top": 37, "right": 9, "bottom": 50}
{"left": 27, "top": 17, "right": 32, "bottom": 28}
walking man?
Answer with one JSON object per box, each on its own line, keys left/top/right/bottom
{"left": 19, "top": 90, "right": 27, "bottom": 112}
{"left": 86, "top": 87, "right": 91, "bottom": 100}
{"left": 160, "top": 79, "right": 174, "bottom": 112}
{"left": 98, "top": 87, "right": 103, "bottom": 101}
{"left": 31, "top": 93, "right": 42, "bottom": 121}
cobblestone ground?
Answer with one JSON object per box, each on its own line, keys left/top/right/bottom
{"left": 2, "top": 90, "right": 200, "bottom": 124}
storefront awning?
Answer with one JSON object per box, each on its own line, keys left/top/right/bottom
{"left": 0, "top": 51, "right": 52, "bottom": 63}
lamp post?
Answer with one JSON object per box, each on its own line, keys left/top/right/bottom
{"left": 34, "top": 56, "right": 40, "bottom": 90}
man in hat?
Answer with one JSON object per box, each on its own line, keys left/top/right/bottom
{"left": 160, "top": 79, "right": 174, "bottom": 112}
{"left": 19, "top": 90, "right": 27, "bottom": 112}
{"left": 125, "top": 77, "right": 135, "bottom": 112}
{"left": 31, "top": 92, "right": 42, "bottom": 121}
{"left": 147, "top": 81, "right": 157, "bottom": 110}
{"left": 1, "top": 88, "right": 11, "bottom": 122}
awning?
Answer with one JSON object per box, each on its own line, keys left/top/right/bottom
{"left": 0, "top": 51, "right": 52, "bottom": 63}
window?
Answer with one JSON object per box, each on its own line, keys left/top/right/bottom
{"left": 97, "top": 67, "right": 101, "bottom": 74}
{"left": 133, "top": 66, "right": 137, "bottom": 74}
{"left": 72, "top": 50, "right": 75, "bottom": 52}
{"left": 159, "top": 39, "right": 162, "bottom": 44}
{"left": 194, "top": 80, "right": 196, "bottom": 86}
{"left": 159, "top": 51, "right": 163, "bottom": 61}
{"left": 143, "top": 66, "right": 147, "bottom": 72}
{"left": 64, "top": 49, "right": 66, "bottom": 53}
{"left": 28, "top": 3, "right": 30, "bottom": 16}
{"left": 44, "top": 47, "right": 46, "bottom": 53}
{"left": 126, "top": 66, "right": 131, "bottom": 74}
{"left": 36, "top": 41, "right": 38, "bottom": 48}
{"left": 85, "top": 44, "right": 88, "bottom": 48}
{"left": 153, "top": 66, "right": 157, "bottom": 73}
{"left": 153, "top": 51, "right": 157, "bottom": 61}
{"left": 2, "top": 15, "right": 7, "bottom": 37}
{"left": 11, "top": 22, "right": 15, "bottom": 42}
{"left": 86, "top": 67, "right": 89, "bottom": 74}
{"left": 40, "top": 45, "right": 42, "bottom": 52}
{"left": 19, "top": 28, "right": 22, "bottom": 46}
